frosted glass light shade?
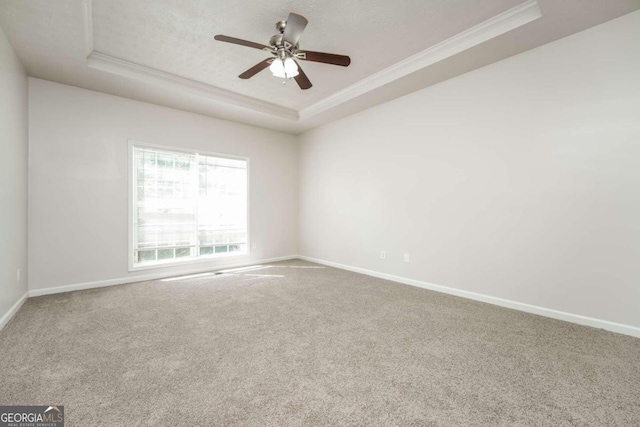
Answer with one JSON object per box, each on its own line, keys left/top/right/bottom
{"left": 269, "top": 57, "right": 299, "bottom": 78}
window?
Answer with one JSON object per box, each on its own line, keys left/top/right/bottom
{"left": 130, "top": 142, "right": 248, "bottom": 269}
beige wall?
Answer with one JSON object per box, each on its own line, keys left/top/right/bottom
{"left": 0, "top": 25, "right": 28, "bottom": 325}
{"left": 299, "top": 12, "right": 640, "bottom": 329}
{"left": 28, "top": 79, "right": 298, "bottom": 291}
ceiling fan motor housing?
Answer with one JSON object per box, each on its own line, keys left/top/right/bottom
{"left": 269, "top": 36, "right": 298, "bottom": 52}
{"left": 270, "top": 19, "right": 300, "bottom": 51}
{"left": 269, "top": 33, "right": 283, "bottom": 48}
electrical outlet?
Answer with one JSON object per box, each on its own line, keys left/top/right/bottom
{"left": 404, "top": 253, "right": 410, "bottom": 263}
{"left": 251, "top": 242, "right": 257, "bottom": 249}
{"left": 380, "top": 251, "right": 386, "bottom": 260}
{"left": 17, "top": 268, "right": 20, "bottom": 281}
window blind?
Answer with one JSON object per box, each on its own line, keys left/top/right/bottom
{"left": 132, "top": 144, "right": 247, "bottom": 266}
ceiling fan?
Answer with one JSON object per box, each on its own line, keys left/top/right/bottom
{"left": 214, "top": 13, "right": 351, "bottom": 90}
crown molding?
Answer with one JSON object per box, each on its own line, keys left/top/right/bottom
{"left": 86, "top": 52, "right": 299, "bottom": 120}
{"left": 298, "top": 0, "right": 542, "bottom": 120}
{"left": 82, "top": 0, "right": 93, "bottom": 58}
{"left": 82, "top": 0, "right": 541, "bottom": 123}
{"left": 82, "top": 0, "right": 297, "bottom": 120}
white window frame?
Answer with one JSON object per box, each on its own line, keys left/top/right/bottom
{"left": 128, "top": 140, "right": 250, "bottom": 271}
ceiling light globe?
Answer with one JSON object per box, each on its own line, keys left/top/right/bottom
{"left": 270, "top": 57, "right": 299, "bottom": 79}
{"left": 284, "top": 58, "right": 299, "bottom": 78}
{"left": 269, "top": 59, "right": 286, "bottom": 78}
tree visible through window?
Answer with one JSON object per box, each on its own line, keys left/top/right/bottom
{"left": 131, "top": 143, "right": 248, "bottom": 267}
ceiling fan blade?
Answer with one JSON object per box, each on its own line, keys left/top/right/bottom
{"left": 238, "top": 58, "right": 272, "bottom": 79}
{"left": 282, "top": 13, "right": 308, "bottom": 48}
{"left": 293, "top": 62, "right": 312, "bottom": 90}
{"left": 297, "top": 50, "right": 351, "bottom": 67}
{"left": 214, "top": 35, "right": 272, "bottom": 51}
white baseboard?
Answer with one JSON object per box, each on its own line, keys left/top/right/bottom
{"left": 298, "top": 255, "right": 640, "bottom": 339}
{"left": 0, "top": 291, "right": 29, "bottom": 331}
{"left": 28, "top": 255, "right": 298, "bottom": 297}
{"left": 19, "top": 254, "right": 640, "bottom": 339}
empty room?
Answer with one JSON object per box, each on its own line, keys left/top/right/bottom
{"left": 1, "top": 0, "right": 639, "bottom": 425}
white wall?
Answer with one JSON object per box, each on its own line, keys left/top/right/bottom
{"left": 299, "top": 11, "right": 640, "bottom": 329}
{"left": 0, "top": 26, "right": 28, "bottom": 324}
{"left": 28, "top": 78, "right": 298, "bottom": 291}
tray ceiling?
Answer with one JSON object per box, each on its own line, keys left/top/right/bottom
{"left": 1, "top": 0, "right": 639, "bottom": 133}
{"left": 91, "top": 0, "right": 523, "bottom": 111}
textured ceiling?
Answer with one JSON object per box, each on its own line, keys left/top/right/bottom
{"left": 1, "top": 0, "right": 639, "bottom": 133}
{"left": 91, "top": 0, "right": 522, "bottom": 110}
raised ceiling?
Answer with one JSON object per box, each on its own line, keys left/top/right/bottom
{"left": 1, "top": 0, "right": 639, "bottom": 133}
{"left": 92, "top": 0, "right": 525, "bottom": 111}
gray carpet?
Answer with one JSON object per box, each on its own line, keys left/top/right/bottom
{"left": 1, "top": 259, "right": 639, "bottom": 426}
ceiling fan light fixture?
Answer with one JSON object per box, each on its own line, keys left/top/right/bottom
{"left": 269, "top": 57, "right": 299, "bottom": 79}
{"left": 215, "top": 12, "right": 350, "bottom": 90}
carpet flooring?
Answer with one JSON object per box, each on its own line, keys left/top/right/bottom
{"left": 1, "top": 259, "right": 639, "bottom": 426}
